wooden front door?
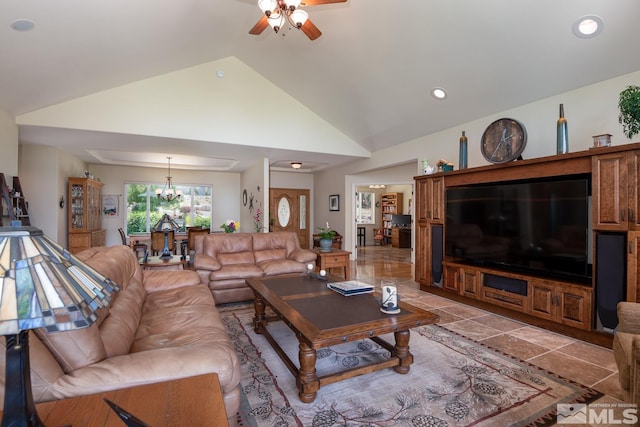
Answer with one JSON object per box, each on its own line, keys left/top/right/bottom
{"left": 269, "top": 188, "right": 311, "bottom": 249}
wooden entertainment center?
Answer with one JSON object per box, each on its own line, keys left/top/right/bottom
{"left": 415, "top": 141, "right": 640, "bottom": 345}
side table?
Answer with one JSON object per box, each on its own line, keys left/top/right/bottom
{"left": 1, "top": 373, "right": 229, "bottom": 426}
{"left": 312, "top": 248, "right": 352, "bottom": 280}
{"left": 139, "top": 254, "right": 188, "bottom": 270}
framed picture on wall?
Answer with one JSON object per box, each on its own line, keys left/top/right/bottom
{"left": 102, "top": 194, "right": 118, "bottom": 217}
{"left": 329, "top": 194, "right": 340, "bottom": 211}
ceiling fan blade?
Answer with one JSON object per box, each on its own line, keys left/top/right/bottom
{"left": 301, "top": 19, "right": 322, "bottom": 40}
{"left": 249, "top": 16, "right": 269, "bottom": 35}
{"left": 302, "top": 0, "right": 347, "bottom": 5}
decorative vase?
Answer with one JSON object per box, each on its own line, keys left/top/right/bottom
{"left": 319, "top": 238, "right": 333, "bottom": 252}
{"left": 459, "top": 131, "right": 468, "bottom": 169}
{"left": 557, "top": 104, "right": 569, "bottom": 154}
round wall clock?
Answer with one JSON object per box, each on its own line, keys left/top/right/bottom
{"left": 480, "top": 118, "right": 527, "bottom": 164}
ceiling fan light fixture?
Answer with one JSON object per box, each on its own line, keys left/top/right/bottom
{"left": 268, "top": 11, "right": 284, "bottom": 32}
{"left": 291, "top": 9, "right": 308, "bottom": 28}
{"left": 259, "top": 0, "right": 277, "bottom": 15}
{"left": 287, "top": 0, "right": 302, "bottom": 11}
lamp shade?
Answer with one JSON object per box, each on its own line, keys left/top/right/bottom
{"left": 290, "top": 9, "right": 308, "bottom": 27}
{"left": 258, "top": 0, "right": 276, "bottom": 14}
{"left": 0, "top": 226, "right": 118, "bottom": 335}
{"left": 152, "top": 214, "right": 180, "bottom": 232}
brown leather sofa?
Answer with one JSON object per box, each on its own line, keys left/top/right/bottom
{"left": 193, "top": 231, "right": 317, "bottom": 304}
{"left": 0, "top": 245, "right": 241, "bottom": 424}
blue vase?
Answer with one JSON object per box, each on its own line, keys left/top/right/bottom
{"left": 557, "top": 104, "right": 569, "bottom": 154}
{"left": 319, "top": 238, "right": 333, "bottom": 252}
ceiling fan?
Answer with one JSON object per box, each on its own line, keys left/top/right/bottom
{"left": 249, "top": 0, "right": 347, "bottom": 41}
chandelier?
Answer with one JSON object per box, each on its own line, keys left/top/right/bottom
{"left": 258, "top": 0, "right": 309, "bottom": 34}
{"left": 156, "top": 157, "right": 182, "bottom": 202}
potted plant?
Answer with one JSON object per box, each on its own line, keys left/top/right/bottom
{"left": 317, "top": 222, "right": 336, "bottom": 252}
{"left": 220, "top": 219, "right": 239, "bottom": 233}
{"left": 618, "top": 85, "right": 640, "bottom": 139}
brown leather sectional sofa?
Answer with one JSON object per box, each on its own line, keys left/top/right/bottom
{"left": 193, "top": 231, "right": 317, "bottom": 304}
{"left": 0, "top": 245, "right": 241, "bottom": 424}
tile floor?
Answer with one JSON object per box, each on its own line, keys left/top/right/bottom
{"left": 352, "top": 245, "right": 626, "bottom": 404}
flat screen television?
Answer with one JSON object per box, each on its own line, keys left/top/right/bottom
{"left": 391, "top": 214, "right": 411, "bottom": 227}
{"left": 445, "top": 175, "right": 592, "bottom": 284}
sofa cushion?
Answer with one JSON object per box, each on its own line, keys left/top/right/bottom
{"left": 209, "top": 264, "right": 264, "bottom": 281}
{"left": 77, "top": 246, "right": 146, "bottom": 358}
{"left": 258, "top": 259, "right": 307, "bottom": 276}
{"left": 142, "top": 284, "right": 214, "bottom": 313}
{"left": 34, "top": 325, "right": 107, "bottom": 373}
{"left": 254, "top": 248, "right": 288, "bottom": 264}
{"left": 252, "top": 232, "right": 298, "bottom": 255}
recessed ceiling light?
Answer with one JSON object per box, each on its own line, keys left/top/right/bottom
{"left": 216, "top": 70, "right": 225, "bottom": 78}
{"left": 10, "top": 19, "right": 35, "bottom": 32}
{"left": 573, "top": 15, "right": 603, "bottom": 38}
{"left": 431, "top": 88, "right": 447, "bottom": 100}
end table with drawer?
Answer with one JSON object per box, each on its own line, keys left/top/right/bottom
{"left": 312, "top": 248, "right": 352, "bottom": 280}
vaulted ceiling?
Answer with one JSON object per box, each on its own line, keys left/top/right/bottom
{"left": 2, "top": 0, "right": 639, "bottom": 172}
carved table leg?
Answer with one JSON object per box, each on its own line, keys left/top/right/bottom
{"left": 253, "top": 294, "right": 266, "bottom": 334}
{"left": 392, "top": 329, "right": 413, "bottom": 374}
{"left": 297, "top": 341, "right": 319, "bottom": 402}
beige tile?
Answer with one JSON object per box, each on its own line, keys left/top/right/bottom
{"left": 442, "top": 319, "right": 502, "bottom": 341}
{"left": 558, "top": 341, "right": 618, "bottom": 372}
{"left": 473, "top": 314, "right": 527, "bottom": 332}
{"left": 508, "top": 326, "right": 576, "bottom": 350}
{"left": 427, "top": 308, "right": 463, "bottom": 324}
{"left": 592, "top": 373, "right": 627, "bottom": 402}
{"left": 481, "top": 334, "right": 549, "bottom": 361}
{"left": 529, "top": 351, "right": 613, "bottom": 387}
{"left": 440, "top": 303, "right": 488, "bottom": 319}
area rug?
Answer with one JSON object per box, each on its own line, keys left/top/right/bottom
{"left": 220, "top": 305, "right": 602, "bottom": 427}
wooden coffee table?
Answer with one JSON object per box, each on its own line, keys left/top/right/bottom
{"left": 245, "top": 274, "right": 438, "bottom": 403}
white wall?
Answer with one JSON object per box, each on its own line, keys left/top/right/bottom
{"left": 90, "top": 164, "right": 241, "bottom": 246}
{"left": 16, "top": 145, "right": 86, "bottom": 242}
{"left": 17, "top": 57, "right": 368, "bottom": 159}
{"left": 240, "top": 159, "right": 269, "bottom": 233}
{"left": 314, "top": 70, "right": 640, "bottom": 256}
{"left": 0, "top": 107, "right": 18, "bottom": 179}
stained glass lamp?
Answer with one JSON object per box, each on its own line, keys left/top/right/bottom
{"left": 152, "top": 214, "right": 180, "bottom": 260}
{"left": 0, "top": 226, "right": 118, "bottom": 427}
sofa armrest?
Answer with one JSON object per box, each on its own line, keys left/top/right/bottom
{"left": 142, "top": 270, "right": 201, "bottom": 292}
{"left": 288, "top": 248, "right": 317, "bottom": 263}
{"left": 630, "top": 335, "right": 640, "bottom": 404}
{"left": 618, "top": 302, "right": 640, "bottom": 334}
{"left": 193, "top": 254, "right": 221, "bottom": 271}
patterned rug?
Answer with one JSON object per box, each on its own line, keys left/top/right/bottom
{"left": 220, "top": 305, "right": 602, "bottom": 426}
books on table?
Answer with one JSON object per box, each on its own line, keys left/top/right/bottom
{"left": 327, "top": 280, "right": 374, "bottom": 296}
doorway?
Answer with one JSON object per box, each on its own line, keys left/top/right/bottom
{"left": 269, "top": 188, "right": 311, "bottom": 249}
{"left": 352, "top": 183, "right": 415, "bottom": 264}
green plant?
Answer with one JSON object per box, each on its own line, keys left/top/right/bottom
{"left": 317, "top": 223, "right": 336, "bottom": 240}
{"left": 618, "top": 85, "right": 640, "bottom": 139}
